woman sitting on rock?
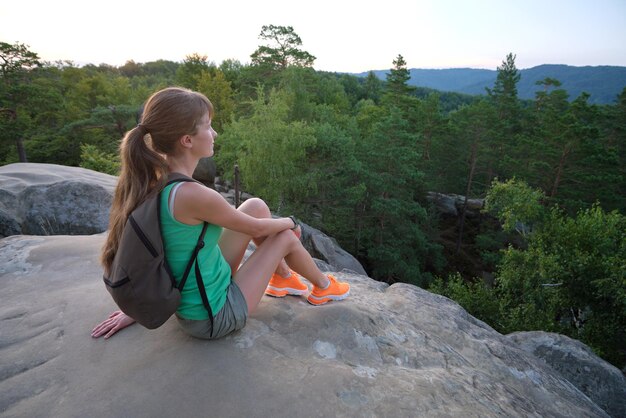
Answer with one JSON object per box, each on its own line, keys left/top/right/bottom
{"left": 92, "top": 87, "right": 349, "bottom": 340}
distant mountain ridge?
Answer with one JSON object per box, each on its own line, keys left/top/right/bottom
{"left": 355, "top": 65, "right": 626, "bottom": 104}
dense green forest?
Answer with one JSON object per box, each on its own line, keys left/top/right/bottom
{"left": 1, "top": 27, "right": 624, "bottom": 368}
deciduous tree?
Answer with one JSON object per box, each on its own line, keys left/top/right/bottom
{"left": 214, "top": 87, "right": 316, "bottom": 211}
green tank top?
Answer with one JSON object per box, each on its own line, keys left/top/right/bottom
{"left": 160, "top": 182, "right": 232, "bottom": 320}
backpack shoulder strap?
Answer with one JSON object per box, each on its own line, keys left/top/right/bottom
{"left": 178, "top": 221, "right": 213, "bottom": 334}
{"left": 177, "top": 222, "right": 208, "bottom": 292}
{"left": 195, "top": 254, "right": 214, "bottom": 336}
{"left": 166, "top": 172, "right": 198, "bottom": 186}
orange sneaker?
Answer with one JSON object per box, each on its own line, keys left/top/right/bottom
{"left": 265, "top": 270, "right": 309, "bottom": 297}
{"left": 307, "top": 274, "right": 350, "bottom": 305}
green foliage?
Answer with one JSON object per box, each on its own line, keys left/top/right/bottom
{"left": 0, "top": 41, "right": 41, "bottom": 77}
{"left": 250, "top": 25, "right": 316, "bottom": 70}
{"left": 487, "top": 53, "right": 521, "bottom": 117}
{"left": 0, "top": 41, "right": 43, "bottom": 162}
{"left": 215, "top": 88, "right": 316, "bottom": 211}
{"left": 305, "top": 117, "right": 362, "bottom": 221}
{"left": 195, "top": 69, "right": 234, "bottom": 132}
{"left": 436, "top": 99, "right": 497, "bottom": 198}
{"left": 433, "top": 179, "right": 626, "bottom": 367}
{"left": 429, "top": 273, "right": 502, "bottom": 327}
{"left": 363, "top": 71, "right": 383, "bottom": 104}
{"left": 79, "top": 144, "right": 120, "bottom": 175}
{"left": 414, "top": 92, "right": 445, "bottom": 162}
{"left": 176, "top": 53, "right": 213, "bottom": 88}
{"left": 385, "top": 55, "right": 415, "bottom": 97}
{"left": 497, "top": 204, "right": 626, "bottom": 366}
{"left": 42, "top": 104, "right": 137, "bottom": 166}
{"left": 484, "top": 178, "right": 545, "bottom": 236}
{"left": 382, "top": 54, "right": 418, "bottom": 112}
{"left": 353, "top": 106, "right": 442, "bottom": 285}
{"left": 277, "top": 66, "right": 318, "bottom": 121}
{"left": 218, "top": 59, "right": 245, "bottom": 94}
{"left": 475, "top": 229, "right": 509, "bottom": 270}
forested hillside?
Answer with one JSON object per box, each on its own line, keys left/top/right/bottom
{"left": 1, "top": 33, "right": 624, "bottom": 369}
{"left": 360, "top": 64, "right": 626, "bottom": 104}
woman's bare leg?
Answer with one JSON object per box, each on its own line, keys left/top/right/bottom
{"left": 218, "top": 197, "right": 331, "bottom": 313}
{"left": 218, "top": 198, "right": 290, "bottom": 276}
{"left": 233, "top": 230, "right": 329, "bottom": 313}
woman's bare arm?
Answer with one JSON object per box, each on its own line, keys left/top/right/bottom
{"left": 173, "top": 182, "right": 295, "bottom": 237}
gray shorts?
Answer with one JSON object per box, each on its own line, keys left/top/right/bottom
{"left": 175, "top": 281, "right": 248, "bottom": 339}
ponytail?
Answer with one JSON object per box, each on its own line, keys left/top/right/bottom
{"left": 101, "top": 126, "right": 167, "bottom": 275}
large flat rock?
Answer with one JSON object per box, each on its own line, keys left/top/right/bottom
{"left": 0, "top": 163, "right": 117, "bottom": 236}
{"left": 0, "top": 234, "right": 609, "bottom": 417}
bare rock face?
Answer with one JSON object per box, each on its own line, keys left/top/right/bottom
{"left": 0, "top": 163, "right": 116, "bottom": 237}
{"left": 507, "top": 331, "right": 626, "bottom": 418}
{"left": 300, "top": 222, "right": 367, "bottom": 276}
{"left": 426, "top": 192, "right": 485, "bottom": 218}
{"left": 0, "top": 234, "right": 611, "bottom": 418}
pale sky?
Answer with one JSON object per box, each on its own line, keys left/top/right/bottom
{"left": 1, "top": 0, "right": 625, "bottom": 73}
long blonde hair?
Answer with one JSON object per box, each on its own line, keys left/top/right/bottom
{"left": 102, "top": 87, "right": 213, "bottom": 274}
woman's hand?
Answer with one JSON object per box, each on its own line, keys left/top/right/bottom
{"left": 91, "top": 310, "right": 136, "bottom": 339}
{"left": 292, "top": 224, "right": 301, "bottom": 240}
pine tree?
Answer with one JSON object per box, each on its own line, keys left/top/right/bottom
{"left": 383, "top": 55, "right": 417, "bottom": 111}
{"left": 250, "top": 25, "right": 316, "bottom": 70}
{"left": 354, "top": 106, "right": 439, "bottom": 285}
{"left": 363, "top": 71, "right": 382, "bottom": 104}
{"left": 484, "top": 53, "right": 522, "bottom": 184}
{"left": 487, "top": 53, "right": 521, "bottom": 121}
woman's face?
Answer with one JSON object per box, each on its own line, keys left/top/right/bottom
{"left": 191, "top": 113, "right": 217, "bottom": 157}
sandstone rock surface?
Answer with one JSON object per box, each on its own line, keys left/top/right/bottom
{"left": 0, "top": 163, "right": 116, "bottom": 237}
{"left": 508, "top": 331, "right": 626, "bottom": 418}
{"left": 426, "top": 192, "right": 485, "bottom": 218}
{"left": 0, "top": 234, "right": 611, "bottom": 418}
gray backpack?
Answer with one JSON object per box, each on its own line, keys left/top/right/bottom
{"left": 103, "top": 173, "right": 213, "bottom": 330}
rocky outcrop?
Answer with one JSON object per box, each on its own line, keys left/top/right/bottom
{"left": 0, "top": 234, "right": 612, "bottom": 418}
{"left": 508, "top": 331, "right": 626, "bottom": 418}
{"left": 300, "top": 223, "right": 367, "bottom": 276}
{"left": 426, "top": 191, "right": 485, "bottom": 218}
{"left": 0, "top": 163, "right": 116, "bottom": 237}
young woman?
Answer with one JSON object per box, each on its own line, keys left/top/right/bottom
{"left": 91, "top": 87, "right": 349, "bottom": 340}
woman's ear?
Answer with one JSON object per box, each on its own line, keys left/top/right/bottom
{"left": 179, "top": 134, "right": 193, "bottom": 149}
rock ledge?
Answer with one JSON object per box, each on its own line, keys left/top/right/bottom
{"left": 0, "top": 234, "right": 612, "bottom": 418}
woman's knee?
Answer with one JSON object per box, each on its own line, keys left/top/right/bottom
{"left": 238, "top": 197, "right": 270, "bottom": 218}
{"left": 273, "top": 229, "right": 300, "bottom": 252}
